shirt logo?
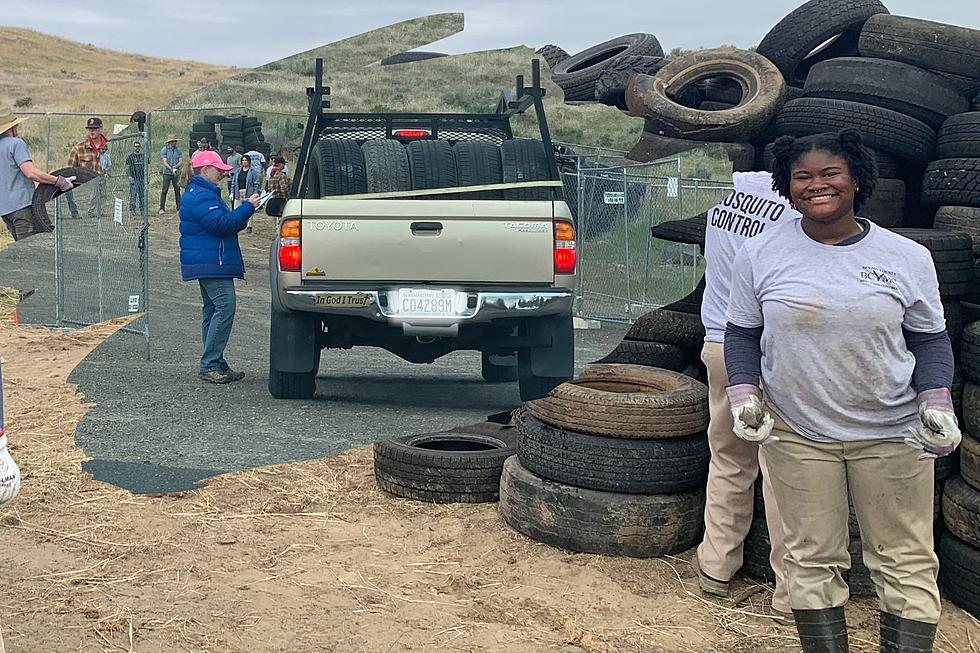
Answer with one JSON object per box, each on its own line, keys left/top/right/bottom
{"left": 860, "top": 266, "right": 899, "bottom": 290}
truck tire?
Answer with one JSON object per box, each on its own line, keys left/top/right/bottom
{"left": 960, "top": 432, "right": 980, "bottom": 492}
{"left": 626, "top": 131, "right": 755, "bottom": 172}
{"left": 535, "top": 44, "right": 570, "bottom": 70}
{"left": 517, "top": 314, "right": 574, "bottom": 402}
{"left": 774, "top": 98, "right": 937, "bottom": 164}
{"left": 648, "top": 213, "right": 707, "bottom": 247}
{"left": 454, "top": 141, "right": 503, "bottom": 199}
{"left": 594, "top": 55, "right": 667, "bottom": 109}
{"left": 481, "top": 352, "right": 518, "bottom": 382}
{"left": 741, "top": 518, "right": 777, "bottom": 583}
{"left": 516, "top": 412, "right": 709, "bottom": 494}
{"left": 626, "top": 48, "right": 786, "bottom": 142}
{"left": 498, "top": 456, "right": 705, "bottom": 557}
{"left": 943, "top": 475, "right": 980, "bottom": 549}
{"left": 361, "top": 139, "right": 410, "bottom": 192}
{"left": 527, "top": 364, "right": 709, "bottom": 439}
{"left": 938, "top": 531, "right": 980, "bottom": 618}
{"left": 965, "top": 385, "right": 980, "bottom": 441}
{"left": 625, "top": 309, "right": 706, "bottom": 349}
{"left": 802, "top": 57, "right": 968, "bottom": 131}
{"left": 858, "top": 14, "right": 980, "bottom": 78}
{"left": 312, "top": 139, "right": 366, "bottom": 196}
{"left": 964, "top": 322, "right": 980, "bottom": 384}
{"left": 756, "top": 0, "right": 889, "bottom": 86}
{"left": 552, "top": 33, "right": 665, "bottom": 102}
{"left": 594, "top": 340, "right": 686, "bottom": 371}
{"left": 407, "top": 140, "right": 457, "bottom": 196}
{"left": 268, "top": 308, "right": 320, "bottom": 399}
{"left": 891, "top": 227, "right": 975, "bottom": 296}
{"left": 922, "top": 159, "right": 980, "bottom": 208}
{"left": 501, "top": 139, "right": 552, "bottom": 200}
{"left": 937, "top": 114, "right": 980, "bottom": 161}
{"left": 373, "top": 424, "right": 517, "bottom": 503}
{"left": 860, "top": 178, "right": 905, "bottom": 228}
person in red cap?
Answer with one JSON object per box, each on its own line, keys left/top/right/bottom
{"left": 66, "top": 116, "right": 109, "bottom": 219}
{"left": 179, "top": 150, "right": 261, "bottom": 383}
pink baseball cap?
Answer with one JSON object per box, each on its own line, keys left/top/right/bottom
{"left": 190, "top": 149, "right": 232, "bottom": 171}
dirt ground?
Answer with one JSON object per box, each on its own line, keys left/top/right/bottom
{"left": 1, "top": 240, "right": 979, "bottom": 652}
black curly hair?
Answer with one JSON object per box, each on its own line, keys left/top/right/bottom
{"left": 769, "top": 129, "right": 878, "bottom": 214}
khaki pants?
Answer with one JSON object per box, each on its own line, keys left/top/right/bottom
{"left": 697, "top": 342, "right": 790, "bottom": 611}
{"left": 765, "top": 412, "right": 941, "bottom": 622}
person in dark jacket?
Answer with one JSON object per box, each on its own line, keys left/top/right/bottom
{"left": 179, "top": 150, "right": 260, "bottom": 383}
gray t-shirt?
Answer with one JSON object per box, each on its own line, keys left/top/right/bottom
{"left": 727, "top": 219, "right": 946, "bottom": 442}
{"left": 701, "top": 171, "right": 800, "bottom": 343}
{"left": 0, "top": 135, "right": 35, "bottom": 216}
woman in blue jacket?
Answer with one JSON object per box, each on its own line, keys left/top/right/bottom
{"left": 179, "top": 150, "right": 260, "bottom": 383}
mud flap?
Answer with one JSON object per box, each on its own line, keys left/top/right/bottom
{"left": 269, "top": 307, "right": 320, "bottom": 373}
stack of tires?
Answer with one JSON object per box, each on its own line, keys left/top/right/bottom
{"left": 302, "top": 136, "right": 554, "bottom": 201}
{"left": 216, "top": 115, "right": 271, "bottom": 158}
{"left": 938, "top": 320, "right": 980, "bottom": 616}
{"left": 189, "top": 117, "right": 219, "bottom": 155}
{"left": 499, "top": 364, "right": 710, "bottom": 557}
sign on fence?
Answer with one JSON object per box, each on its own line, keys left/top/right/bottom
{"left": 603, "top": 191, "right": 625, "bottom": 205}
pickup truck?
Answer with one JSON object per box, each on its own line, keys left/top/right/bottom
{"left": 267, "top": 59, "right": 575, "bottom": 402}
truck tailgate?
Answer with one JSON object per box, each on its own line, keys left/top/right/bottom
{"left": 299, "top": 199, "right": 556, "bottom": 283}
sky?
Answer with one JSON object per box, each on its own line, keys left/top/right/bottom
{"left": 4, "top": 0, "right": 980, "bottom": 67}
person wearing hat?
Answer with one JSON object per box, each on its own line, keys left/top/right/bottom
{"left": 159, "top": 135, "right": 183, "bottom": 215}
{"left": 0, "top": 107, "right": 74, "bottom": 240}
{"left": 179, "top": 149, "right": 260, "bottom": 383}
{"left": 66, "top": 116, "right": 109, "bottom": 220}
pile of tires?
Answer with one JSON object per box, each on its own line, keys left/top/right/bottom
{"left": 302, "top": 136, "right": 554, "bottom": 201}
{"left": 499, "top": 364, "right": 710, "bottom": 556}
{"left": 191, "top": 114, "right": 272, "bottom": 158}
{"left": 939, "top": 320, "right": 980, "bottom": 617}
{"left": 373, "top": 421, "right": 517, "bottom": 503}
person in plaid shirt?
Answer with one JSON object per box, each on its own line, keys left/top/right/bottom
{"left": 65, "top": 116, "right": 109, "bottom": 219}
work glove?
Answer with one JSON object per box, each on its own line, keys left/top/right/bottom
{"left": 0, "top": 436, "right": 21, "bottom": 508}
{"left": 905, "top": 388, "right": 961, "bottom": 459}
{"left": 54, "top": 175, "right": 76, "bottom": 192}
{"left": 726, "top": 384, "right": 779, "bottom": 445}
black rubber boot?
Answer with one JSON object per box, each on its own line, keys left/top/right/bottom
{"left": 793, "top": 607, "right": 849, "bottom": 652}
{"left": 880, "top": 612, "right": 936, "bottom": 652}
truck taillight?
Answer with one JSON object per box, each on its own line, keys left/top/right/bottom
{"left": 554, "top": 220, "right": 576, "bottom": 275}
{"left": 278, "top": 218, "right": 302, "bottom": 272}
{"left": 393, "top": 129, "right": 431, "bottom": 139}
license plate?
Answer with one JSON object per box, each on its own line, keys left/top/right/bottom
{"left": 395, "top": 288, "right": 457, "bottom": 316}
{"left": 315, "top": 293, "right": 373, "bottom": 308}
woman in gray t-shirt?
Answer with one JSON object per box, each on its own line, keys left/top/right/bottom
{"left": 724, "top": 130, "right": 958, "bottom": 651}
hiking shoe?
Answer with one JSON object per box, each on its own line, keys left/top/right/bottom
{"left": 694, "top": 555, "right": 730, "bottom": 597}
{"left": 222, "top": 369, "right": 245, "bottom": 382}
{"left": 199, "top": 369, "right": 231, "bottom": 384}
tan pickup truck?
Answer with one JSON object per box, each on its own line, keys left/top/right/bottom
{"left": 267, "top": 59, "right": 576, "bottom": 401}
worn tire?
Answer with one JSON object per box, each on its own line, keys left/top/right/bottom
{"left": 498, "top": 456, "right": 704, "bottom": 557}
{"left": 861, "top": 178, "right": 905, "bottom": 228}
{"left": 501, "top": 139, "right": 552, "bottom": 200}
{"left": 595, "top": 340, "right": 686, "bottom": 371}
{"left": 625, "top": 309, "right": 706, "bottom": 349}
{"left": 802, "top": 57, "right": 967, "bottom": 131}
{"left": 965, "top": 384, "right": 980, "bottom": 441}
{"left": 891, "top": 228, "right": 975, "bottom": 296}
{"left": 311, "top": 139, "right": 366, "bottom": 197}
{"left": 553, "top": 34, "right": 665, "bottom": 102}
{"left": 943, "top": 475, "right": 980, "bottom": 548}
{"left": 595, "top": 55, "right": 667, "bottom": 109}
{"left": 625, "top": 48, "right": 785, "bottom": 142}
{"left": 756, "top": 0, "right": 889, "bottom": 86}
{"left": 946, "top": 300, "right": 966, "bottom": 351}
{"left": 960, "top": 431, "right": 980, "bottom": 492}
{"left": 407, "top": 140, "right": 458, "bottom": 196}
{"left": 934, "top": 206, "right": 980, "bottom": 256}
{"left": 936, "top": 113, "right": 980, "bottom": 160}
{"left": 454, "top": 141, "right": 503, "bottom": 199}
{"left": 774, "top": 98, "right": 936, "bottom": 164}
{"left": 661, "top": 282, "right": 705, "bottom": 315}
{"left": 526, "top": 364, "right": 709, "bottom": 439}
{"left": 373, "top": 425, "right": 516, "bottom": 503}
{"left": 627, "top": 132, "right": 755, "bottom": 171}
{"left": 30, "top": 166, "right": 99, "bottom": 231}
{"left": 535, "top": 44, "right": 570, "bottom": 70}
{"left": 649, "top": 213, "right": 707, "bottom": 247}
{"left": 859, "top": 14, "right": 980, "bottom": 78}
{"left": 964, "top": 322, "right": 980, "bottom": 384}
{"left": 516, "top": 413, "right": 708, "bottom": 494}
{"left": 938, "top": 530, "right": 980, "bottom": 618}
{"left": 922, "top": 159, "right": 980, "bottom": 208}
{"left": 361, "top": 139, "right": 410, "bottom": 193}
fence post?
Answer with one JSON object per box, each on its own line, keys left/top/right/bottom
{"left": 622, "top": 168, "right": 632, "bottom": 317}
{"left": 54, "top": 195, "right": 62, "bottom": 329}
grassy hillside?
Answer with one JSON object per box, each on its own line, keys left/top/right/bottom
{"left": 168, "top": 14, "right": 643, "bottom": 151}
{"left": 0, "top": 27, "right": 236, "bottom": 113}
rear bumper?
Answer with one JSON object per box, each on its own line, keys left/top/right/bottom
{"left": 280, "top": 286, "right": 572, "bottom": 328}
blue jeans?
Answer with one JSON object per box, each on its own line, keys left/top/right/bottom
{"left": 198, "top": 278, "right": 236, "bottom": 373}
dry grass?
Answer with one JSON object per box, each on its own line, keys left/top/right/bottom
{"left": 0, "top": 27, "right": 236, "bottom": 114}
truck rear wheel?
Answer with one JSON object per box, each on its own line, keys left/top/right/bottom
{"left": 268, "top": 308, "right": 321, "bottom": 399}
{"left": 269, "top": 365, "right": 318, "bottom": 400}
{"left": 518, "top": 314, "right": 574, "bottom": 401}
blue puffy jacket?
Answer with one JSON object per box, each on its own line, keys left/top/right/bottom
{"left": 178, "top": 175, "right": 255, "bottom": 281}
